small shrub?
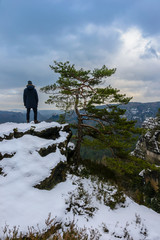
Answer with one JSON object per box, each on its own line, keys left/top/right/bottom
{"left": 2, "top": 217, "right": 101, "bottom": 240}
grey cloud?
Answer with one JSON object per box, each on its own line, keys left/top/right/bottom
{"left": 120, "top": 0, "right": 160, "bottom": 35}
{"left": 0, "top": 0, "right": 141, "bottom": 45}
{"left": 1, "top": 0, "right": 158, "bottom": 57}
{"left": 0, "top": 0, "right": 160, "bottom": 104}
{"left": 0, "top": 0, "right": 126, "bottom": 90}
{"left": 141, "top": 45, "right": 159, "bottom": 59}
{"left": 143, "top": 81, "right": 160, "bottom": 99}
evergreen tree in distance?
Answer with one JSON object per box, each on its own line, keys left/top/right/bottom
{"left": 40, "top": 61, "right": 140, "bottom": 162}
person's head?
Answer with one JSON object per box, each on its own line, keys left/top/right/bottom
{"left": 28, "top": 80, "right": 32, "bottom": 85}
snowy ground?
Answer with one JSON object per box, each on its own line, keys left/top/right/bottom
{"left": 1, "top": 122, "right": 160, "bottom": 239}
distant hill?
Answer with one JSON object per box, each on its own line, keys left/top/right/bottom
{"left": 0, "top": 110, "right": 58, "bottom": 123}
{"left": 1, "top": 102, "right": 160, "bottom": 125}
{"left": 48, "top": 102, "right": 160, "bottom": 127}
{"left": 0, "top": 111, "right": 25, "bottom": 123}
{"left": 121, "top": 101, "right": 160, "bottom": 126}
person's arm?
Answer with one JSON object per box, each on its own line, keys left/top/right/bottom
{"left": 35, "top": 89, "right": 38, "bottom": 106}
{"left": 23, "top": 89, "right": 26, "bottom": 107}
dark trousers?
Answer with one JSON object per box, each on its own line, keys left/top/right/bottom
{"left": 27, "top": 108, "right": 37, "bottom": 122}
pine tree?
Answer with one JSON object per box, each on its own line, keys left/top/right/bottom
{"left": 41, "top": 61, "right": 140, "bottom": 162}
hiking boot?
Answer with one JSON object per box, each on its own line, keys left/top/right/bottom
{"left": 34, "top": 120, "right": 39, "bottom": 124}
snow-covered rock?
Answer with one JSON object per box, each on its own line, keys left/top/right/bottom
{"left": 133, "top": 117, "right": 160, "bottom": 192}
{"left": 0, "top": 121, "right": 72, "bottom": 185}
{"left": 133, "top": 117, "right": 160, "bottom": 164}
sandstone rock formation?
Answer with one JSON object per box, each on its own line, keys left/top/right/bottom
{"left": 133, "top": 117, "right": 160, "bottom": 191}
{"left": 133, "top": 117, "right": 160, "bottom": 165}
{"left": 0, "top": 121, "right": 73, "bottom": 189}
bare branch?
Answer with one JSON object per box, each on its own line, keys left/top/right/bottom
{"left": 80, "top": 124, "right": 101, "bottom": 134}
{"left": 82, "top": 117, "right": 105, "bottom": 129}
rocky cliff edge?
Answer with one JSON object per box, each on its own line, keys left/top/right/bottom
{"left": 0, "top": 121, "right": 72, "bottom": 189}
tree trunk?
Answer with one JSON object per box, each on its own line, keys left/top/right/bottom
{"left": 73, "top": 93, "right": 83, "bottom": 163}
{"left": 74, "top": 117, "right": 83, "bottom": 163}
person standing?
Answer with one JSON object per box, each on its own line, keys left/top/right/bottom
{"left": 23, "top": 80, "right": 39, "bottom": 123}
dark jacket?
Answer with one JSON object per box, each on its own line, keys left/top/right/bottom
{"left": 23, "top": 85, "right": 38, "bottom": 108}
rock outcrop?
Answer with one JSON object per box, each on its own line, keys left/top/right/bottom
{"left": 133, "top": 117, "right": 160, "bottom": 165}
{"left": 133, "top": 117, "right": 160, "bottom": 191}
{"left": 0, "top": 121, "right": 73, "bottom": 189}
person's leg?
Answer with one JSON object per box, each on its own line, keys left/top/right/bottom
{"left": 27, "top": 108, "right": 31, "bottom": 123}
{"left": 33, "top": 108, "right": 38, "bottom": 123}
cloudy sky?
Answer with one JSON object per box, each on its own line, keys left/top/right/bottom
{"left": 0, "top": 0, "right": 160, "bottom": 110}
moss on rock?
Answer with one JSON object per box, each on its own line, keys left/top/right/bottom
{"left": 38, "top": 144, "right": 57, "bottom": 157}
{"left": 0, "top": 152, "right": 16, "bottom": 160}
{"left": 34, "top": 161, "right": 67, "bottom": 190}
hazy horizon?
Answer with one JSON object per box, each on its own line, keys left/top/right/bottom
{"left": 1, "top": 100, "right": 160, "bottom": 113}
